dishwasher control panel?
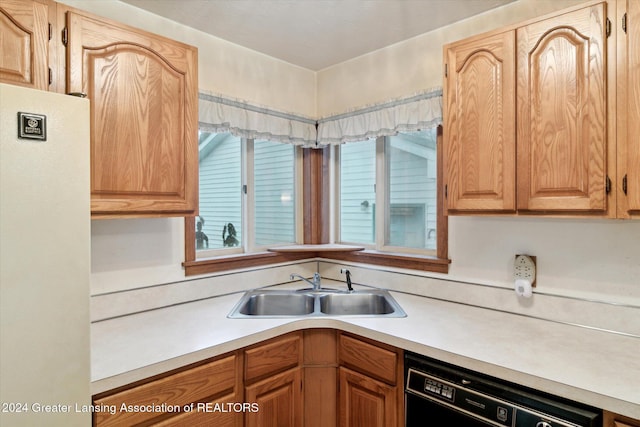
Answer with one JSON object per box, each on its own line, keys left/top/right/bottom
{"left": 424, "top": 377, "right": 455, "bottom": 401}
{"left": 405, "top": 352, "right": 602, "bottom": 427}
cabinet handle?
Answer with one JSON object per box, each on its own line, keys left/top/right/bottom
{"left": 622, "top": 174, "right": 628, "bottom": 195}
{"left": 67, "top": 92, "right": 88, "bottom": 98}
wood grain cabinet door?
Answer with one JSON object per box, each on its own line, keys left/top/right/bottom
{"left": 244, "top": 367, "right": 303, "bottom": 427}
{"left": 444, "top": 30, "right": 516, "bottom": 212}
{"left": 624, "top": 0, "right": 640, "bottom": 215}
{"left": 0, "top": 0, "right": 50, "bottom": 90}
{"left": 338, "top": 367, "right": 397, "bottom": 427}
{"left": 65, "top": 10, "right": 198, "bottom": 217}
{"left": 516, "top": 3, "right": 607, "bottom": 212}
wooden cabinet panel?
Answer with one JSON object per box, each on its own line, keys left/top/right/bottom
{"left": 153, "top": 392, "right": 243, "bottom": 427}
{"left": 65, "top": 9, "right": 198, "bottom": 217}
{"left": 244, "top": 332, "right": 302, "bottom": 383}
{"left": 339, "top": 333, "right": 398, "bottom": 385}
{"left": 623, "top": 0, "right": 640, "bottom": 215}
{"left": 444, "top": 30, "right": 516, "bottom": 212}
{"left": 94, "top": 354, "right": 238, "bottom": 427}
{"left": 245, "top": 367, "right": 303, "bottom": 427}
{"left": 0, "top": 0, "right": 50, "bottom": 90}
{"left": 604, "top": 410, "right": 640, "bottom": 427}
{"left": 516, "top": 3, "right": 607, "bottom": 212}
{"left": 339, "top": 367, "right": 397, "bottom": 427}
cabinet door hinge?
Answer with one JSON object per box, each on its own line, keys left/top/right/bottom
{"left": 622, "top": 174, "right": 628, "bottom": 195}
{"left": 606, "top": 18, "right": 612, "bottom": 37}
{"left": 622, "top": 13, "right": 628, "bottom": 33}
{"left": 62, "top": 27, "right": 68, "bottom": 46}
{"left": 606, "top": 175, "right": 611, "bottom": 194}
{"left": 48, "top": 23, "right": 52, "bottom": 41}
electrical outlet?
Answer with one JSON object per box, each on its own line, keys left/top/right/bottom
{"left": 514, "top": 254, "right": 536, "bottom": 286}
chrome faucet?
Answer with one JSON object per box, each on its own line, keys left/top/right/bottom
{"left": 290, "top": 272, "right": 322, "bottom": 290}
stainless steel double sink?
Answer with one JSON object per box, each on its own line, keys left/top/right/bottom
{"left": 227, "top": 288, "right": 407, "bottom": 318}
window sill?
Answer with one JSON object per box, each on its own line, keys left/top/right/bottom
{"left": 183, "top": 251, "right": 314, "bottom": 276}
{"left": 319, "top": 250, "right": 450, "bottom": 274}
{"left": 268, "top": 244, "right": 365, "bottom": 253}
{"left": 183, "top": 247, "right": 450, "bottom": 276}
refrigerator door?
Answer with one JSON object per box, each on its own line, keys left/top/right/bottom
{"left": 1, "top": 83, "right": 91, "bottom": 427}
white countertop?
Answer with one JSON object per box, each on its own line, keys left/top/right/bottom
{"left": 91, "top": 285, "right": 640, "bottom": 419}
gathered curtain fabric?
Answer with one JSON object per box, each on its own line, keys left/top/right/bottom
{"left": 316, "top": 88, "right": 442, "bottom": 146}
{"left": 198, "top": 91, "right": 317, "bottom": 147}
{"left": 198, "top": 88, "right": 442, "bottom": 147}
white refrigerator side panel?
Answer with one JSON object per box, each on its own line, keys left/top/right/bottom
{"left": 0, "top": 84, "right": 91, "bottom": 426}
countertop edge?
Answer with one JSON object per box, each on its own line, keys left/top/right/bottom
{"left": 90, "top": 292, "right": 640, "bottom": 419}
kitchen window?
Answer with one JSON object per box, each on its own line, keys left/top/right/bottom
{"left": 194, "top": 131, "right": 302, "bottom": 258}
{"left": 337, "top": 129, "right": 438, "bottom": 254}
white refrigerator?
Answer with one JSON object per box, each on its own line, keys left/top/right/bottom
{"left": 1, "top": 83, "right": 91, "bottom": 426}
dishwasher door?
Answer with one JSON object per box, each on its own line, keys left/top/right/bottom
{"left": 405, "top": 392, "right": 496, "bottom": 427}
{"left": 404, "top": 352, "right": 602, "bottom": 427}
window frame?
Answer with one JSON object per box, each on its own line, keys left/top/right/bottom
{"left": 184, "top": 126, "right": 449, "bottom": 276}
{"left": 185, "top": 134, "right": 304, "bottom": 271}
{"left": 328, "top": 126, "right": 449, "bottom": 272}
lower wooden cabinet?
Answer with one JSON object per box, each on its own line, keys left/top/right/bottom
{"left": 243, "top": 332, "right": 304, "bottom": 427}
{"left": 245, "top": 367, "right": 303, "bottom": 427}
{"left": 339, "top": 367, "right": 398, "bottom": 427}
{"left": 338, "top": 333, "right": 404, "bottom": 427}
{"left": 92, "top": 353, "right": 242, "bottom": 427}
{"left": 92, "top": 330, "right": 404, "bottom": 427}
{"left": 604, "top": 410, "right": 640, "bottom": 427}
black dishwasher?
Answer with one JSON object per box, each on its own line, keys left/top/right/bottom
{"left": 405, "top": 352, "right": 602, "bottom": 427}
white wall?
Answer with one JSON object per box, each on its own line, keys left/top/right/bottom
{"left": 84, "top": 0, "right": 639, "bottom": 312}
{"left": 59, "top": 0, "right": 317, "bottom": 117}
{"left": 316, "top": 0, "right": 588, "bottom": 115}
{"left": 317, "top": 0, "right": 640, "bottom": 307}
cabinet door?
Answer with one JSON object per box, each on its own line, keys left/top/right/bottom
{"left": 0, "top": 0, "right": 50, "bottom": 90}
{"left": 517, "top": 3, "right": 607, "bottom": 212}
{"left": 339, "top": 367, "right": 397, "bottom": 427}
{"left": 66, "top": 10, "right": 198, "bottom": 217}
{"left": 444, "top": 31, "right": 516, "bottom": 212}
{"left": 625, "top": 0, "right": 640, "bottom": 214}
{"left": 245, "top": 367, "right": 303, "bottom": 427}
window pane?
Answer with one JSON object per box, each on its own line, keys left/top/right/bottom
{"left": 387, "top": 130, "right": 437, "bottom": 250}
{"left": 254, "top": 140, "right": 296, "bottom": 246}
{"left": 340, "top": 139, "right": 376, "bottom": 244}
{"left": 197, "top": 132, "right": 242, "bottom": 250}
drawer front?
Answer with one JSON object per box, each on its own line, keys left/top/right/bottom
{"left": 339, "top": 334, "right": 398, "bottom": 385}
{"left": 245, "top": 332, "right": 302, "bottom": 383}
{"left": 94, "top": 354, "right": 237, "bottom": 426}
{"left": 153, "top": 391, "right": 243, "bottom": 427}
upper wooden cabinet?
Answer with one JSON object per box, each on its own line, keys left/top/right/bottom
{"left": 1, "top": 2, "right": 199, "bottom": 218}
{"left": 0, "top": 0, "right": 51, "bottom": 91}
{"left": 618, "top": 0, "right": 640, "bottom": 218}
{"left": 444, "top": 31, "right": 516, "bottom": 212}
{"left": 517, "top": 4, "right": 607, "bottom": 212}
{"left": 65, "top": 9, "right": 198, "bottom": 217}
{"left": 444, "top": 1, "right": 612, "bottom": 216}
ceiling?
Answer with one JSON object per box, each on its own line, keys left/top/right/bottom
{"left": 120, "top": 0, "right": 516, "bottom": 71}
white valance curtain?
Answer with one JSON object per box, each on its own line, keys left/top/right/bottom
{"left": 316, "top": 88, "right": 442, "bottom": 146}
{"left": 199, "top": 91, "right": 317, "bottom": 147}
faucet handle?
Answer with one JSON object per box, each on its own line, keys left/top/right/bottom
{"left": 340, "top": 269, "right": 353, "bottom": 292}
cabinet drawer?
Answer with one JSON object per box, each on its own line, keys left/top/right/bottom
{"left": 244, "top": 332, "right": 302, "bottom": 383}
{"left": 94, "top": 354, "right": 237, "bottom": 427}
{"left": 153, "top": 391, "right": 242, "bottom": 427}
{"left": 339, "top": 334, "right": 398, "bottom": 385}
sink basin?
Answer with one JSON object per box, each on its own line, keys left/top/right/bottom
{"left": 228, "top": 289, "right": 406, "bottom": 318}
{"left": 236, "top": 292, "right": 315, "bottom": 316}
{"left": 319, "top": 293, "right": 394, "bottom": 315}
